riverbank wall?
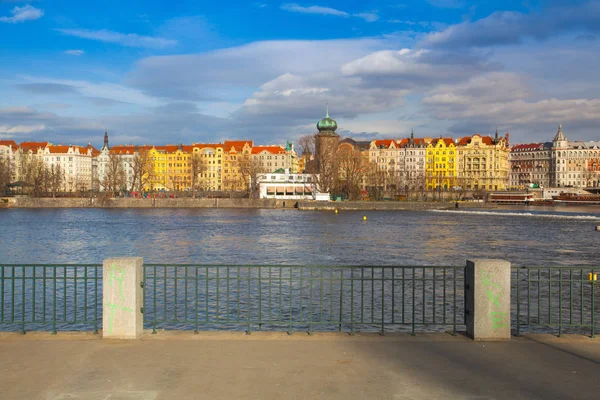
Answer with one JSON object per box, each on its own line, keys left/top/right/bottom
{"left": 1, "top": 197, "right": 279, "bottom": 209}
{"left": 297, "top": 200, "right": 493, "bottom": 211}
{"left": 1, "top": 197, "right": 494, "bottom": 210}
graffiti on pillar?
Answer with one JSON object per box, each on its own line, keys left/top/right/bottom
{"left": 482, "top": 270, "right": 508, "bottom": 330}
{"left": 105, "top": 263, "right": 134, "bottom": 334}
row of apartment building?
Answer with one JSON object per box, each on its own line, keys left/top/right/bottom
{"left": 331, "top": 130, "right": 511, "bottom": 192}
{"left": 2, "top": 124, "right": 599, "bottom": 194}
{"left": 318, "top": 124, "right": 599, "bottom": 192}
{"left": 0, "top": 133, "right": 298, "bottom": 193}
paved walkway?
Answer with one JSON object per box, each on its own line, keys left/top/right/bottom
{"left": 1, "top": 332, "right": 599, "bottom": 400}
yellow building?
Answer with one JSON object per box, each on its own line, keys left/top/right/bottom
{"left": 146, "top": 145, "right": 192, "bottom": 191}
{"left": 223, "top": 140, "right": 253, "bottom": 192}
{"left": 193, "top": 143, "right": 225, "bottom": 191}
{"left": 456, "top": 132, "right": 510, "bottom": 191}
{"left": 426, "top": 138, "right": 457, "bottom": 190}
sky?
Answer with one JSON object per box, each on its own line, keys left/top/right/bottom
{"left": 1, "top": 0, "right": 599, "bottom": 148}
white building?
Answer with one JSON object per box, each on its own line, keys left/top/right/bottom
{"left": 39, "top": 144, "right": 94, "bottom": 192}
{"left": 96, "top": 132, "right": 136, "bottom": 192}
{"left": 257, "top": 169, "right": 328, "bottom": 200}
{"left": 551, "top": 125, "right": 600, "bottom": 188}
{"left": 251, "top": 144, "right": 297, "bottom": 173}
{"left": 367, "top": 131, "right": 427, "bottom": 190}
{"left": 0, "top": 140, "right": 20, "bottom": 183}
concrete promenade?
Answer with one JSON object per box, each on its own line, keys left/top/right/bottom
{"left": 1, "top": 332, "right": 599, "bottom": 400}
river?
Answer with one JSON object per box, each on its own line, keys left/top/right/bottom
{"left": 1, "top": 205, "right": 599, "bottom": 266}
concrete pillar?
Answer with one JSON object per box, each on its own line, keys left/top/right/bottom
{"left": 465, "top": 259, "right": 511, "bottom": 340}
{"left": 102, "top": 257, "right": 143, "bottom": 339}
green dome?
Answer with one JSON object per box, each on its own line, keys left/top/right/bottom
{"left": 317, "top": 106, "right": 338, "bottom": 133}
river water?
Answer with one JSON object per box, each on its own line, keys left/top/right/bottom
{"left": 1, "top": 206, "right": 599, "bottom": 334}
{"left": 1, "top": 206, "right": 599, "bottom": 266}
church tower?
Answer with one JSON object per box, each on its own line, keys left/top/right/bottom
{"left": 314, "top": 105, "right": 340, "bottom": 193}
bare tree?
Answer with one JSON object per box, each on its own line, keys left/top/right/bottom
{"left": 365, "top": 162, "right": 388, "bottom": 201}
{"left": 241, "top": 157, "right": 267, "bottom": 198}
{"left": 101, "top": 153, "right": 126, "bottom": 195}
{"left": 0, "top": 158, "right": 11, "bottom": 195}
{"left": 336, "top": 145, "right": 365, "bottom": 200}
{"left": 296, "top": 135, "right": 316, "bottom": 156}
{"left": 190, "top": 154, "right": 207, "bottom": 197}
{"left": 20, "top": 156, "right": 46, "bottom": 197}
{"left": 48, "top": 164, "right": 64, "bottom": 198}
{"left": 128, "top": 149, "right": 154, "bottom": 193}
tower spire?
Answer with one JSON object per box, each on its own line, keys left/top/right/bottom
{"left": 325, "top": 103, "right": 329, "bottom": 118}
{"left": 103, "top": 130, "right": 109, "bottom": 150}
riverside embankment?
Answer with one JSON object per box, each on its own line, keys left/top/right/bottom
{"left": 1, "top": 196, "right": 492, "bottom": 210}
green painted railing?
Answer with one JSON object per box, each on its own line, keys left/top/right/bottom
{"left": 142, "top": 265, "right": 465, "bottom": 335}
{"left": 0, "top": 265, "right": 102, "bottom": 333}
{"left": 512, "top": 267, "right": 599, "bottom": 337}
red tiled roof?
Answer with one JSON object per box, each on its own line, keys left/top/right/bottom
{"left": 111, "top": 145, "right": 135, "bottom": 155}
{"left": 20, "top": 141, "right": 48, "bottom": 152}
{"left": 224, "top": 140, "right": 253, "bottom": 151}
{"left": 511, "top": 143, "right": 544, "bottom": 151}
{"left": 0, "top": 140, "right": 18, "bottom": 149}
{"left": 481, "top": 136, "right": 494, "bottom": 145}
{"left": 372, "top": 139, "right": 396, "bottom": 149}
{"left": 251, "top": 146, "right": 286, "bottom": 155}
{"left": 430, "top": 138, "right": 455, "bottom": 147}
{"left": 47, "top": 145, "right": 70, "bottom": 154}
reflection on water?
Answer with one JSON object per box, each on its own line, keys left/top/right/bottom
{"left": 0, "top": 207, "right": 599, "bottom": 266}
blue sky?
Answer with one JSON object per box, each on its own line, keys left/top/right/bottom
{"left": 1, "top": 0, "right": 599, "bottom": 147}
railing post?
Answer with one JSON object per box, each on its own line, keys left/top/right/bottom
{"left": 102, "top": 257, "right": 144, "bottom": 339}
{"left": 465, "top": 259, "right": 511, "bottom": 340}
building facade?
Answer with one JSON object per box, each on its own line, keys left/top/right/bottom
{"left": 456, "top": 132, "right": 510, "bottom": 191}
{"left": 509, "top": 142, "right": 552, "bottom": 189}
{"left": 426, "top": 138, "right": 457, "bottom": 190}
{"left": 509, "top": 125, "right": 600, "bottom": 189}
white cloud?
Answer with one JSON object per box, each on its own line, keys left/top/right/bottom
{"left": 64, "top": 49, "right": 85, "bottom": 56}
{"left": 0, "top": 124, "right": 45, "bottom": 134}
{"left": 341, "top": 48, "right": 500, "bottom": 89}
{"left": 128, "top": 38, "right": 389, "bottom": 100}
{"left": 280, "top": 3, "right": 379, "bottom": 22}
{"left": 280, "top": 3, "right": 348, "bottom": 17}
{"left": 18, "top": 76, "right": 161, "bottom": 107}
{"left": 0, "top": 5, "right": 43, "bottom": 23}
{"left": 426, "top": 0, "right": 465, "bottom": 8}
{"left": 421, "top": 71, "right": 600, "bottom": 140}
{"left": 55, "top": 28, "right": 177, "bottom": 49}
{"left": 354, "top": 12, "right": 379, "bottom": 22}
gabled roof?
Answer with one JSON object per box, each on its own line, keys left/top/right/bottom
{"left": 0, "top": 140, "right": 18, "bottom": 149}
{"left": 224, "top": 140, "right": 253, "bottom": 151}
{"left": 429, "top": 138, "right": 455, "bottom": 147}
{"left": 251, "top": 146, "right": 286, "bottom": 155}
{"left": 20, "top": 141, "right": 48, "bottom": 152}
{"left": 371, "top": 139, "right": 396, "bottom": 149}
{"left": 457, "top": 135, "right": 495, "bottom": 147}
{"left": 110, "top": 145, "right": 135, "bottom": 155}
{"left": 47, "top": 145, "right": 70, "bottom": 154}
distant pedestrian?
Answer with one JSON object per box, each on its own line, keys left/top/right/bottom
{"left": 455, "top": 202, "right": 459, "bottom": 209}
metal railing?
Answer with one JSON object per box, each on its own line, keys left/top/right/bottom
{"left": 512, "top": 267, "right": 599, "bottom": 337}
{"left": 142, "top": 265, "right": 465, "bottom": 335}
{"left": 0, "top": 265, "right": 102, "bottom": 333}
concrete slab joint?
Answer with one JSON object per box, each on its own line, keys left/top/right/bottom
{"left": 102, "top": 257, "right": 144, "bottom": 339}
{"left": 465, "top": 259, "right": 511, "bottom": 341}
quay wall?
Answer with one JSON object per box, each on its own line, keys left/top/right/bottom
{"left": 1, "top": 197, "right": 279, "bottom": 209}
{"left": 1, "top": 197, "right": 494, "bottom": 210}
{"left": 297, "top": 200, "right": 493, "bottom": 211}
